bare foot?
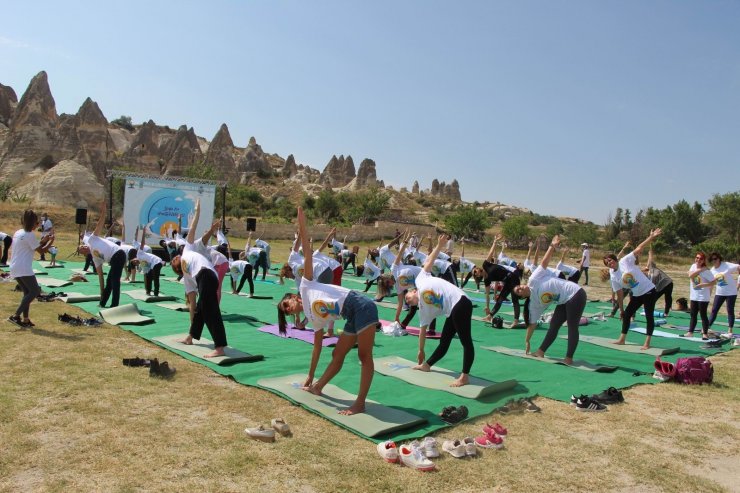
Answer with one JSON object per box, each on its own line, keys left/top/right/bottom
{"left": 178, "top": 335, "right": 194, "bottom": 345}
{"left": 450, "top": 374, "right": 469, "bottom": 387}
{"left": 531, "top": 350, "right": 545, "bottom": 358}
{"left": 640, "top": 344, "right": 651, "bottom": 350}
{"left": 203, "top": 347, "right": 226, "bottom": 358}
{"left": 563, "top": 357, "right": 574, "bottom": 365}
{"left": 412, "top": 362, "right": 431, "bottom": 372}
{"left": 305, "top": 384, "right": 322, "bottom": 396}
{"left": 339, "top": 402, "right": 366, "bottom": 415}
{"left": 612, "top": 337, "right": 626, "bottom": 345}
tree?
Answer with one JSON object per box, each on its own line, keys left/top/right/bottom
{"left": 316, "top": 190, "right": 340, "bottom": 221}
{"left": 545, "top": 219, "right": 564, "bottom": 237}
{"left": 705, "top": 191, "right": 740, "bottom": 243}
{"left": 501, "top": 215, "right": 530, "bottom": 246}
{"left": 565, "top": 223, "right": 599, "bottom": 247}
{"left": 111, "top": 115, "right": 134, "bottom": 131}
{"left": 444, "top": 205, "right": 490, "bottom": 240}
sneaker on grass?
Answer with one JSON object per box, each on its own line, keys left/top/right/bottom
{"left": 245, "top": 425, "right": 276, "bottom": 443}
{"left": 575, "top": 396, "right": 608, "bottom": 412}
{"left": 376, "top": 440, "right": 399, "bottom": 463}
{"left": 399, "top": 444, "right": 435, "bottom": 471}
{"left": 409, "top": 437, "right": 439, "bottom": 458}
{"left": 442, "top": 439, "right": 467, "bottom": 458}
{"left": 462, "top": 437, "right": 477, "bottom": 456}
{"left": 591, "top": 387, "right": 624, "bottom": 405}
{"left": 474, "top": 430, "right": 504, "bottom": 449}
{"left": 570, "top": 394, "right": 589, "bottom": 406}
{"left": 483, "top": 422, "right": 508, "bottom": 437}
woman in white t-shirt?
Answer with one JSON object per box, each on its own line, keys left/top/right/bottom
{"left": 8, "top": 210, "right": 54, "bottom": 327}
{"left": 579, "top": 243, "right": 591, "bottom": 285}
{"left": 514, "top": 235, "right": 586, "bottom": 365}
{"left": 602, "top": 229, "right": 662, "bottom": 349}
{"left": 277, "top": 208, "right": 378, "bottom": 415}
{"left": 406, "top": 235, "right": 474, "bottom": 388}
{"left": 700, "top": 253, "right": 739, "bottom": 335}
{"left": 136, "top": 226, "right": 163, "bottom": 297}
{"left": 685, "top": 252, "right": 717, "bottom": 339}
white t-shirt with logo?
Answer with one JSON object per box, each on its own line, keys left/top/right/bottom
{"left": 363, "top": 258, "right": 381, "bottom": 281}
{"left": 556, "top": 261, "right": 579, "bottom": 278}
{"left": 88, "top": 235, "right": 122, "bottom": 269}
{"left": 314, "top": 251, "right": 340, "bottom": 271}
{"left": 526, "top": 266, "right": 582, "bottom": 322}
{"left": 378, "top": 245, "right": 397, "bottom": 271}
{"left": 299, "top": 278, "right": 350, "bottom": 332}
{"left": 9, "top": 229, "right": 39, "bottom": 277}
{"left": 288, "top": 250, "right": 330, "bottom": 289}
{"left": 689, "top": 264, "right": 715, "bottom": 302}
{"left": 459, "top": 258, "right": 476, "bottom": 275}
{"left": 229, "top": 260, "right": 250, "bottom": 280}
{"left": 136, "top": 249, "right": 163, "bottom": 273}
{"left": 430, "top": 258, "right": 452, "bottom": 277}
{"left": 415, "top": 270, "right": 466, "bottom": 327}
{"left": 614, "top": 253, "right": 655, "bottom": 297}
{"left": 391, "top": 263, "right": 422, "bottom": 292}
{"left": 711, "top": 262, "right": 740, "bottom": 297}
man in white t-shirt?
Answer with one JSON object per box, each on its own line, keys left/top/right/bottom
{"left": 38, "top": 213, "right": 53, "bottom": 261}
{"left": 579, "top": 243, "right": 591, "bottom": 285}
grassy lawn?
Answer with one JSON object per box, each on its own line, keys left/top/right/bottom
{"left": 1, "top": 205, "right": 738, "bottom": 492}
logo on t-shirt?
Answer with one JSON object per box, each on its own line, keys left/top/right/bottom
{"left": 421, "top": 290, "right": 443, "bottom": 309}
{"left": 312, "top": 300, "right": 340, "bottom": 319}
{"left": 715, "top": 273, "right": 727, "bottom": 287}
{"left": 181, "top": 259, "right": 190, "bottom": 275}
{"left": 398, "top": 274, "right": 416, "bottom": 290}
{"left": 691, "top": 275, "right": 702, "bottom": 290}
{"left": 622, "top": 273, "right": 639, "bottom": 289}
{"left": 92, "top": 249, "right": 104, "bottom": 260}
{"left": 540, "top": 292, "right": 560, "bottom": 304}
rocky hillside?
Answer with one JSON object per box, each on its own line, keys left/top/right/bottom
{"left": 0, "top": 71, "right": 464, "bottom": 208}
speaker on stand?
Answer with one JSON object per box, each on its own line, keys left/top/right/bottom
{"left": 246, "top": 217, "right": 257, "bottom": 232}
{"left": 71, "top": 207, "right": 88, "bottom": 257}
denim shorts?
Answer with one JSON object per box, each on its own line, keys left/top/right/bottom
{"left": 341, "top": 291, "right": 379, "bottom": 335}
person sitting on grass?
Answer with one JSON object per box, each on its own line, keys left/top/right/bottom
{"left": 407, "top": 234, "right": 474, "bottom": 387}
{"left": 278, "top": 207, "right": 378, "bottom": 415}
{"left": 603, "top": 228, "right": 662, "bottom": 349}
{"left": 514, "top": 235, "right": 587, "bottom": 365}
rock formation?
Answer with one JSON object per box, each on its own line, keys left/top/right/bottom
{"left": 13, "top": 159, "right": 105, "bottom": 207}
{"left": 238, "top": 136, "right": 271, "bottom": 178}
{"left": 0, "top": 83, "right": 17, "bottom": 127}
{"left": 355, "top": 158, "right": 378, "bottom": 189}
{"left": 412, "top": 181, "right": 419, "bottom": 194}
{"left": 282, "top": 154, "right": 297, "bottom": 178}
{"left": 320, "top": 154, "right": 355, "bottom": 188}
{"left": 203, "top": 123, "right": 238, "bottom": 181}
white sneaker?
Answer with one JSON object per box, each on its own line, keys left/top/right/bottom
{"left": 399, "top": 444, "right": 435, "bottom": 471}
{"left": 410, "top": 437, "right": 439, "bottom": 458}
{"left": 244, "top": 425, "right": 275, "bottom": 443}
{"left": 442, "top": 439, "right": 467, "bottom": 458}
{"left": 376, "top": 440, "right": 399, "bottom": 463}
{"left": 462, "top": 437, "right": 477, "bottom": 456}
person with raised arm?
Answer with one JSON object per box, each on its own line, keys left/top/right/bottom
{"left": 555, "top": 246, "right": 582, "bottom": 284}
{"left": 473, "top": 233, "right": 524, "bottom": 327}
{"left": 315, "top": 227, "right": 344, "bottom": 286}
{"left": 701, "top": 253, "right": 740, "bottom": 335}
{"left": 278, "top": 207, "right": 379, "bottom": 415}
{"left": 136, "top": 224, "right": 163, "bottom": 297}
{"left": 170, "top": 198, "right": 228, "bottom": 358}
{"left": 514, "top": 235, "right": 587, "bottom": 365}
{"left": 407, "top": 235, "right": 474, "bottom": 387}
{"left": 685, "top": 252, "right": 715, "bottom": 339}
{"left": 391, "top": 230, "right": 436, "bottom": 332}
{"left": 643, "top": 246, "right": 674, "bottom": 318}
{"left": 78, "top": 200, "right": 126, "bottom": 308}
{"left": 602, "top": 229, "right": 662, "bottom": 349}
{"left": 455, "top": 239, "right": 477, "bottom": 288}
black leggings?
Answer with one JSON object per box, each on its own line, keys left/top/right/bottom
{"left": 14, "top": 275, "right": 41, "bottom": 318}
{"left": 538, "top": 289, "right": 587, "bottom": 358}
{"left": 709, "top": 294, "right": 736, "bottom": 329}
{"left": 580, "top": 266, "right": 589, "bottom": 285}
{"left": 401, "top": 305, "right": 437, "bottom": 333}
{"left": 654, "top": 283, "right": 673, "bottom": 316}
{"left": 144, "top": 263, "right": 162, "bottom": 296}
{"left": 101, "top": 249, "right": 126, "bottom": 308}
{"left": 190, "top": 269, "right": 227, "bottom": 347}
{"left": 439, "top": 267, "right": 458, "bottom": 287}
{"left": 460, "top": 272, "right": 473, "bottom": 288}
{"left": 236, "top": 265, "right": 255, "bottom": 295}
{"left": 343, "top": 253, "right": 356, "bottom": 272}
{"left": 0, "top": 236, "right": 11, "bottom": 264}
{"left": 426, "top": 297, "right": 474, "bottom": 374}
{"left": 621, "top": 288, "right": 657, "bottom": 335}
{"left": 490, "top": 276, "right": 521, "bottom": 320}
{"left": 689, "top": 300, "right": 710, "bottom": 335}
{"left": 252, "top": 251, "right": 270, "bottom": 280}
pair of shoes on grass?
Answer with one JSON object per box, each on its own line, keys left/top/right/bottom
{"left": 377, "top": 441, "right": 435, "bottom": 471}
{"left": 474, "top": 422, "right": 507, "bottom": 450}
{"left": 8, "top": 315, "right": 33, "bottom": 328}
{"left": 498, "top": 397, "right": 540, "bottom": 414}
{"left": 439, "top": 405, "right": 468, "bottom": 424}
{"left": 149, "top": 358, "right": 176, "bottom": 379}
{"left": 245, "top": 418, "right": 292, "bottom": 443}
{"left": 570, "top": 392, "right": 615, "bottom": 412}
{"left": 442, "top": 437, "right": 477, "bottom": 458}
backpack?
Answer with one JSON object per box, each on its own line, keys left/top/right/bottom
{"left": 674, "top": 357, "right": 713, "bottom": 385}
{"left": 491, "top": 316, "right": 504, "bottom": 329}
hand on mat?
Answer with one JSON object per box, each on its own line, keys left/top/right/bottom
{"left": 417, "top": 350, "right": 425, "bottom": 365}
{"left": 302, "top": 376, "right": 313, "bottom": 389}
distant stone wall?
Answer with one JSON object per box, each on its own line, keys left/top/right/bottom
{"left": 223, "top": 220, "right": 438, "bottom": 243}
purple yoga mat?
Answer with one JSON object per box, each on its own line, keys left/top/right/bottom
{"left": 258, "top": 324, "right": 339, "bottom": 347}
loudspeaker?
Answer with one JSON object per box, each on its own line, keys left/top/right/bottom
{"left": 75, "top": 208, "right": 88, "bottom": 225}
{"left": 246, "top": 217, "right": 257, "bottom": 232}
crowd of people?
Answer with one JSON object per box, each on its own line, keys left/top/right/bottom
{"left": 2, "top": 205, "right": 738, "bottom": 415}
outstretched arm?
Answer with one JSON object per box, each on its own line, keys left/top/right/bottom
{"left": 525, "top": 241, "right": 534, "bottom": 263}
{"left": 485, "top": 233, "right": 502, "bottom": 263}
{"left": 93, "top": 200, "right": 107, "bottom": 237}
{"left": 139, "top": 225, "right": 146, "bottom": 251}
{"left": 298, "top": 207, "right": 313, "bottom": 281}
{"left": 186, "top": 199, "right": 200, "bottom": 244}
{"left": 616, "top": 241, "right": 631, "bottom": 260}
{"left": 201, "top": 218, "right": 221, "bottom": 247}
{"left": 632, "top": 228, "right": 662, "bottom": 257}
{"left": 540, "top": 235, "right": 560, "bottom": 270}
{"left": 393, "top": 229, "right": 410, "bottom": 267}
{"left": 423, "top": 235, "right": 447, "bottom": 273}
{"left": 316, "top": 227, "right": 335, "bottom": 253}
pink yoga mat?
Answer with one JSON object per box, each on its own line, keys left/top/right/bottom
{"left": 379, "top": 320, "right": 442, "bottom": 339}
{"left": 258, "top": 324, "right": 339, "bottom": 347}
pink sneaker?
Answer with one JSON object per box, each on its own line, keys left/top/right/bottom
{"left": 483, "top": 422, "right": 508, "bottom": 437}
{"left": 475, "top": 430, "right": 504, "bottom": 449}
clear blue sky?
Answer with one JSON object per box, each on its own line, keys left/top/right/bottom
{"left": 2, "top": 0, "right": 738, "bottom": 223}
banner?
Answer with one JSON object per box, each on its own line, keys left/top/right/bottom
{"left": 122, "top": 176, "right": 217, "bottom": 245}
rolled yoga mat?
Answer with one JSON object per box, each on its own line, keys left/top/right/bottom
{"left": 374, "top": 355, "right": 517, "bottom": 400}
{"left": 99, "top": 303, "right": 154, "bottom": 326}
{"left": 37, "top": 277, "right": 73, "bottom": 288}
{"left": 257, "top": 374, "right": 427, "bottom": 438}
{"left": 152, "top": 333, "right": 264, "bottom": 365}
{"left": 59, "top": 292, "right": 101, "bottom": 303}
{"left": 155, "top": 302, "right": 190, "bottom": 312}
{"left": 481, "top": 346, "right": 618, "bottom": 372}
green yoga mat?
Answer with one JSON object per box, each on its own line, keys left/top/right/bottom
{"left": 374, "top": 356, "right": 517, "bottom": 399}
{"left": 481, "top": 346, "right": 618, "bottom": 372}
{"left": 38, "top": 261, "right": 64, "bottom": 268}
{"left": 60, "top": 292, "right": 101, "bottom": 303}
{"left": 99, "top": 303, "right": 154, "bottom": 325}
{"left": 258, "top": 374, "right": 427, "bottom": 437}
{"left": 573, "top": 335, "right": 679, "bottom": 356}
{"left": 155, "top": 302, "right": 190, "bottom": 312}
{"left": 152, "top": 334, "right": 264, "bottom": 365}
{"left": 123, "top": 289, "right": 178, "bottom": 302}
{"left": 37, "top": 277, "right": 73, "bottom": 288}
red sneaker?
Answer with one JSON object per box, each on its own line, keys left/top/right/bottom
{"left": 483, "top": 422, "right": 508, "bottom": 437}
